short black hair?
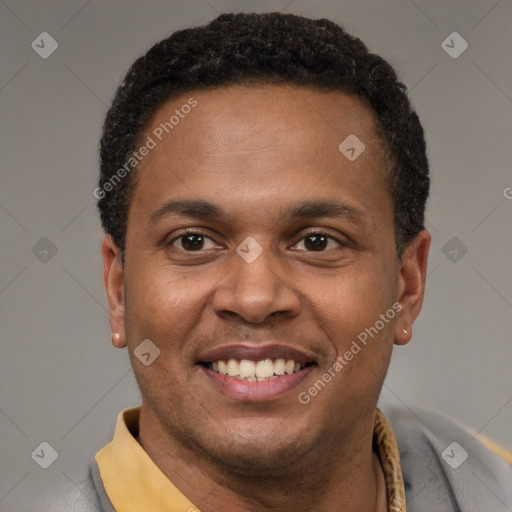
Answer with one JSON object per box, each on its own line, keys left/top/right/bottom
{"left": 97, "top": 12, "right": 429, "bottom": 257}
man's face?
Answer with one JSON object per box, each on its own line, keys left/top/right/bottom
{"left": 105, "top": 85, "right": 425, "bottom": 473}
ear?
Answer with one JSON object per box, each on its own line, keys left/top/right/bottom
{"left": 102, "top": 234, "right": 126, "bottom": 348}
{"left": 394, "top": 229, "right": 431, "bottom": 346}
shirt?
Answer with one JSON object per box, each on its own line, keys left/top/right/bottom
{"left": 48, "top": 404, "right": 512, "bottom": 511}
{"left": 95, "top": 407, "right": 406, "bottom": 511}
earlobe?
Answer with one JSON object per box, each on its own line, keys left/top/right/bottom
{"left": 394, "top": 230, "right": 431, "bottom": 346}
{"left": 102, "top": 234, "right": 127, "bottom": 348}
{"left": 394, "top": 325, "right": 412, "bottom": 346}
{"left": 111, "top": 331, "right": 125, "bottom": 349}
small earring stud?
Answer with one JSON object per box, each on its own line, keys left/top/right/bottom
{"left": 111, "top": 332, "right": 127, "bottom": 348}
{"left": 403, "top": 328, "right": 408, "bottom": 334}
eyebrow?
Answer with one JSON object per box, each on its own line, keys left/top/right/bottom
{"left": 149, "top": 199, "right": 366, "bottom": 225}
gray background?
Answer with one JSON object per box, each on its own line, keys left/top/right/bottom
{"left": 1, "top": 0, "right": 511, "bottom": 510}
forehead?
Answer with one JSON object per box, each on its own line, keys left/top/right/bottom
{"left": 129, "top": 84, "right": 392, "bottom": 231}
{"left": 144, "top": 84, "right": 385, "bottom": 160}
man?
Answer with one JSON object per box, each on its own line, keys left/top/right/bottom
{"left": 78, "top": 12, "right": 511, "bottom": 512}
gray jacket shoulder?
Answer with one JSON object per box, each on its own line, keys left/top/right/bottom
{"left": 47, "top": 406, "right": 511, "bottom": 512}
{"left": 382, "top": 404, "right": 512, "bottom": 512}
{"left": 42, "top": 461, "right": 115, "bottom": 512}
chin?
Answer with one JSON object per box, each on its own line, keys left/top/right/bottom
{"left": 193, "top": 419, "right": 318, "bottom": 475}
{"left": 208, "top": 442, "right": 307, "bottom": 476}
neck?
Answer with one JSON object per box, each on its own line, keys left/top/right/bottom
{"left": 136, "top": 408, "right": 388, "bottom": 512}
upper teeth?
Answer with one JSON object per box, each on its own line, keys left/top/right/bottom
{"left": 209, "top": 358, "right": 304, "bottom": 381}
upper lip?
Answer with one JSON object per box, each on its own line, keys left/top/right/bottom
{"left": 197, "top": 344, "right": 316, "bottom": 364}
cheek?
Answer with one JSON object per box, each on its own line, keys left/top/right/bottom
{"left": 122, "top": 270, "right": 202, "bottom": 411}
{"left": 311, "top": 276, "right": 396, "bottom": 393}
{"left": 311, "top": 263, "right": 395, "bottom": 335}
{"left": 123, "top": 268, "right": 187, "bottom": 351}
{"left": 306, "top": 261, "right": 397, "bottom": 395}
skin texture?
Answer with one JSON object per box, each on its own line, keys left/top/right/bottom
{"left": 102, "top": 84, "right": 430, "bottom": 512}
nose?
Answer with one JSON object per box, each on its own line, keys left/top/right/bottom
{"left": 212, "top": 245, "right": 301, "bottom": 324}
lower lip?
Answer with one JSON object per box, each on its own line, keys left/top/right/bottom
{"left": 200, "top": 365, "right": 316, "bottom": 402}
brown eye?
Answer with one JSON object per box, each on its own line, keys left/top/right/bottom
{"left": 294, "top": 233, "right": 342, "bottom": 252}
{"left": 181, "top": 234, "right": 204, "bottom": 251}
{"left": 170, "top": 233, "right": 217, "bottom": 251}
{"left": 304, "top": 234, "right": 328, "bottom": 251}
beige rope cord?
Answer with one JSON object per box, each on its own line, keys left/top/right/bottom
{"left": 374, "top": 409, "right": 407, "bottom": 512}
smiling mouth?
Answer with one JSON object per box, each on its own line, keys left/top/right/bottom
{"left": 201, "top": 358, "right": 316, "bottom": 381}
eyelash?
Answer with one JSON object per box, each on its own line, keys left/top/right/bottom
{"left": 168, "top": 229, "right": 345, "bottom": 252}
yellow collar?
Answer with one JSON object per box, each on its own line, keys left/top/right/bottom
{"left": 95, "top": 407, "right": 197, "bottom": 511}
{"left": 96, "top": 407, "right": 406, "bottom": 512}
